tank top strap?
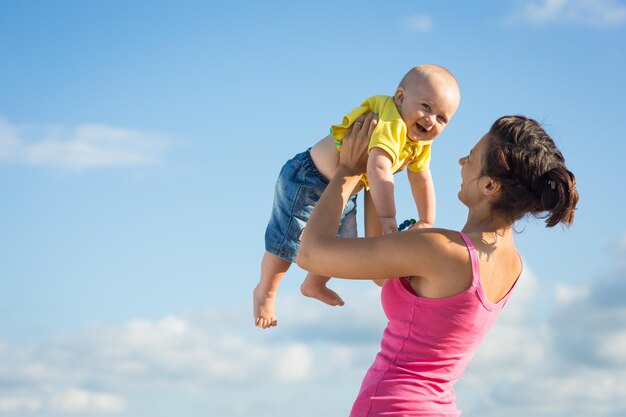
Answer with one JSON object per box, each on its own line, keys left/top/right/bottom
{"left": 458, "top": 231, "right": 480, "bottom": 289}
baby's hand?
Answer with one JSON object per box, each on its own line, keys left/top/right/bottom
{"left": 380, "top": 217, "right": 398, "bottom": 235}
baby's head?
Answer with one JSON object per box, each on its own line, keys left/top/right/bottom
{"left": 394, "top": 64, "right": 460, "bottom": 142}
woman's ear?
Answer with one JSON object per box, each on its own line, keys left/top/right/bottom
{"left": 394, "top": 88, "right": 405, "bottom": 106}
{"left": 481, "top": 177, "right": 501, "bottom": 197}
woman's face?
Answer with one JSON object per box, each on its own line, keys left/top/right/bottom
{"left": 457, "top": 134, "right": 489, "bottom": 205}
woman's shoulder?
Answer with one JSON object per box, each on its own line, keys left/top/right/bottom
{"left": 407, "top": 228, "right": 470, "bottom": 260}
{"left": 404, "top": 228, "right": 475, "bottom": 293}
{"left": 408, "top": 227, "right": 464, "bottom": 243}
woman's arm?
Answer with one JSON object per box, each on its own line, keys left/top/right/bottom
{"left": 297, "top": 113, "right": 457, "bottom": 281}
{"left": 363, "top": 190, "right": 386, "bottom": 287}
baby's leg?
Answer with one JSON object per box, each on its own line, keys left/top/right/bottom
{"left": 253, "top": 251, "right": 291, "bottom": 329}
{"left": 300, "top": 273, "right": 345, "bottom": 306}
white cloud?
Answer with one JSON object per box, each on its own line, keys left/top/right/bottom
{"left": 0, "top": 119, "right": 21, "bottom": 160}
{"left": 0, "top": 397, "right": 42, "bottom": 413}
{"left": 598, "top": 331, "right": 626, "bottom": 364}
{"left": 1, "top": 255, "right": 625, "bottom": 416}
{"left": 0, "top": 284, "right": 385, "bottom": 416}
{"left": 404, "top": 14, "right": 433, "bottom": 32}
{"left": 554, "top": 282, "right": 590, "bottom": 305}
{"left": 274, "top": 343, "right": 313, "bottom": 381}
{"left": 472, "top": 368, "right": 626, "bottom": 417}
{"left": 615, "top": 232, "right": 626, "bottom": 266}
{"left": 550, "top": 275, "right": 626, "bottom": 368}
{"left": 459, "top": 238, "right": 626, "bottom": 417}
{"left": 0, "top": 117, "right": 169, "bottom": 171}
{"left": 0, "top": 388, "right": 125, "bottom": 414}
{"left": 48, "top": 388, "right": 126, "bottom": 413}
{"left": 462, "top": 269, "right": 549, "bottom": 385}
{"left": 509, "top": 0, "right": 626, "bottom": 27}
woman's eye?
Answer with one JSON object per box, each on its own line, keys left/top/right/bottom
{"left": 422, "top": 103, "right": 431, "bottom": 111}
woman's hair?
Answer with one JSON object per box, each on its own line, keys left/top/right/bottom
{"left": 483, "top": 115, "right": 579, "bottom": 227}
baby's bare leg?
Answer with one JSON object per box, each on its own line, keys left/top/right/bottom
{"left": 253, "top": 252, "right": 291, "bottom": 329}
{"left": 300, "top": 273, "right": 345, "bottom": 306}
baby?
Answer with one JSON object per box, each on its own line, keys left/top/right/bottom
{"left": 254, "top": 64, "right": 460, "bottom": 329}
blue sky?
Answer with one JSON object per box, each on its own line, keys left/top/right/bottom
{"left": 0, "top": 1, "right": 625, "bottom": 416}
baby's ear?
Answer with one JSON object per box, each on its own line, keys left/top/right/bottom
{"left": 394, "top": 88, "right": 405, "bottom": 105}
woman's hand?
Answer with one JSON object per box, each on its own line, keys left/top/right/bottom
{"left": 339, "top": 112, "right": 378, "bottom": 175}
{"left": 408, "top": 219, "right": 432, "bottom": 231}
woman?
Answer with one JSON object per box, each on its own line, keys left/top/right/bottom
{"left": 297, "top": 113, "right": 579, "bottom": 417}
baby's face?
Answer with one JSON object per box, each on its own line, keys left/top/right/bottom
{"left": 395, "top": 74, "right": 460, "bottom": 142}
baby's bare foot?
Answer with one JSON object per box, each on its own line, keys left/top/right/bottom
{"left": 253, "top": 286, "right": 278, "bottom": 329}
{"left": 300, "top": 282, "right": 345, "bottom": 306}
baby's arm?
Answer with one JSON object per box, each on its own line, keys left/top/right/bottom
{"left": 367, "top": 147, "right": 397, "bottom": 234}
{"left": 407, "top": 168, "right": 436, "bottom": 229}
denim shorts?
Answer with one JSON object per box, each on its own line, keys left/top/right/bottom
{"left": 265, "top": 149, "right": 358, "bottom": 262}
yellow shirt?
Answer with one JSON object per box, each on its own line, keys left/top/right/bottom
{"left": 331, "top": 95, "right": 432, "bottom": 189}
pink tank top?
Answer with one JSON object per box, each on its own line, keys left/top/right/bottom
{"left": 349, "top": 232, "right": 520, "bottom": 417}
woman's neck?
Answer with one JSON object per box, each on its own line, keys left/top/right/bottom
{"left": 462, "top": 208, "right": 513, "bottom": 245}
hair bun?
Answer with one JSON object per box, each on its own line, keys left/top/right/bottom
{"left": 537, "top": 170, "right": 561, "bottom": 211}
{"left": 538, "top": 167, "right": 578, "bottom": 227}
